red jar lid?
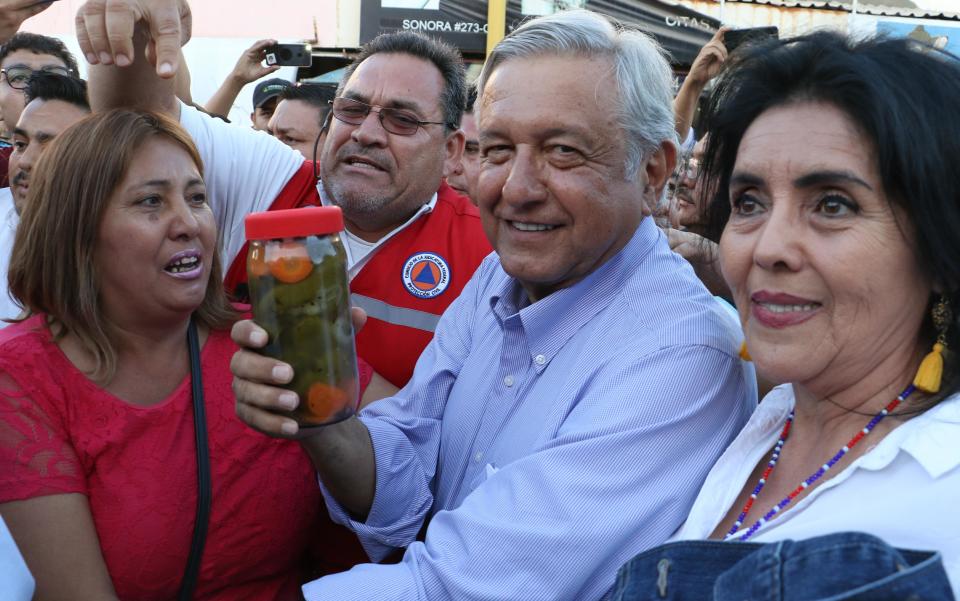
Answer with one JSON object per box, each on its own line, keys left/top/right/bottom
{"left": 245, "top": 206, "right": 344, "bottom": 239}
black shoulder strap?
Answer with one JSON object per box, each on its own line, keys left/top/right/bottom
{"left": 177, "top": 318, "right": 212, "bottom": 601}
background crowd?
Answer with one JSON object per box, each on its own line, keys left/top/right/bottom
{"left": 0, "top": 0, "right": 957, "bottom": 600}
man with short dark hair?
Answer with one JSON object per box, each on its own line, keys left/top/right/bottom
{"left": 269, "top": 82, "right": 336, "bottom": 160}
{"left": 0, "top": 32, "right": 78, "bottom": 187}
{"left": 0, "top": 72, "right": 89, "bottom": 324}
{"left": 250, "top": 76, "right": 289, "bottom": 131}
{"left": 9, "top": 72, "right": 89, "bottom": 212}
{"left": 445, "top": 87, "right": 478, "bottom": 203}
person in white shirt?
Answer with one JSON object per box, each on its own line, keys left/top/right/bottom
{"left": 612, "top": 31, "right": 960, "bottom": 599}
{"left": 0, "top": 73, "right": 89, "bottom": 326}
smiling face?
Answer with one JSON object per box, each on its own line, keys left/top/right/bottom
{"left": 477, "top": 55, "right": 665, "bottom": 302}
{"left": 9, "top": 98, "right": 89, "bottom": 213}
{"left": 320, "top": 52, "right": 463, "bottom": 240}
{"left": 720, "top": 101, "right": 932, "bottom": 393}
{"left": 94, "top": 137, "right": 216, "bottom": 325}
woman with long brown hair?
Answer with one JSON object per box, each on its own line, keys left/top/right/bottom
{"left": 0, "top": 109, "right": 327, "bottom": 600}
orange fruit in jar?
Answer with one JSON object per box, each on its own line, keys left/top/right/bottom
{"left": 306, "top": 383, "right": 349, "bottom": 422}
{"left": 268, "top": 241, "right": 313, "bottom": 283}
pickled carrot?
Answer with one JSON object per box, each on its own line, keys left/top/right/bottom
{"left": 268, "top": 241, "right": 313, "bottom": 283}
{"left": 306, "top": 383, "right": 348, "bottom": 422}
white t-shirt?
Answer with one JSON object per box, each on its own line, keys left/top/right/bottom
{"left": 0, "top": 188, "right": 21, "bottom": 327}
{"left": 673, "top": 384, "right": 960, "bottom": 596}
{"left": 0, "top": 515, "right": 34, "bottom": 601}
{"left": 178, "top": 102, "right": 302, "bottom": 269}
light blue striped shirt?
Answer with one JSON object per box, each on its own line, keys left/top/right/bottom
{"left": 305, "top": 217, "right": 754, "bottom": 600}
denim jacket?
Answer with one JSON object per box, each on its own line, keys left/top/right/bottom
{"left": 610, "top": 532, "right": 954, "bottom": 601}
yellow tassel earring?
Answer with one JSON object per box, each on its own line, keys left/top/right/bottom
{"left": 739, "top": 341, "right": 752, "bottom": 362}
{"left": 914, "top": 296, "right": 951, "bottom": 394}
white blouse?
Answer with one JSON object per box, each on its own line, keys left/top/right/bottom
{"left": 673, "top": 384, "right": 960, "bottom": 596}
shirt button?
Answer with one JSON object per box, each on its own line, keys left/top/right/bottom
{"left": 534, "top": 354, "right": 547, "bottom": 365}
{"left": 474, "top": 451, "right": 483, "bottom": 463}
{"left": 503, "top": 375, "right": 514, "bottom": 387}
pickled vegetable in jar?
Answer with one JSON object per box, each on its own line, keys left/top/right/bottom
{"left": 244, "top": 207, "right": 358, "bottom": 426}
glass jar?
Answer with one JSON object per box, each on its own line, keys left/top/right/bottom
{"left": 244, "top": 206, "right": 358, "bottom": 426}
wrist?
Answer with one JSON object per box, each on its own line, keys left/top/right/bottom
{"left": 682, "top": 74, "right": 709, "bottom": 92}
{"left": 228, "top": 71, "right": 251, "bottom": 87}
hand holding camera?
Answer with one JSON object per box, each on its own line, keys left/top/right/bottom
{"left": 264, "top": 43, "right": 313, "bottom": 67}
{"left": 225, "top": 39, "right": 281, "bottom": 86}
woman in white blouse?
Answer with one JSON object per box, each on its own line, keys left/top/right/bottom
{"left": 612, "top": 31, "right": 960, "bottom": 600}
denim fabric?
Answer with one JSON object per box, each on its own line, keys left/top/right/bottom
{"left": 610, "top": 532, "right": 954, "bottom": 601}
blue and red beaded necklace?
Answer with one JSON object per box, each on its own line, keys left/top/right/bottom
{"left": 724, "top": 383, "right": 917, "bottom": 542}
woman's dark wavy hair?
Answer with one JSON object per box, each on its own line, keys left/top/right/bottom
{"left": 700, "top": 31, "right": 960, "bottom": 401}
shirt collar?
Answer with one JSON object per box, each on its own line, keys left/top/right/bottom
{"left": 860, "top": 393, "right": 960, "bottom": 479}
{"left": 763, "top": 386, "right": 960, "bottom": 480}
{"left": 318, "top": 181, "right": 436, "bottom": 273}
{"left": 488, "top": 217, "right": 660, "bottom": 373}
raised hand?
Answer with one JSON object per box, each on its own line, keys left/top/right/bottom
{"left": 230, "top": 38, "right": 281, "bottom": 85}
{"left": 75, "top": 0, "right": 191, "bottom": 77}
{"left": 0, "top": 0, "right": 57, "bottom": 43}
{"left": 687, "top": 27, "right": 729, "bottom": 86}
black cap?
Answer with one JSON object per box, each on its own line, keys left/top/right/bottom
{"left": 252, "top": 78, "right": 291, "bottom": 110}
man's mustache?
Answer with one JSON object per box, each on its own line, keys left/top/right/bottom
{"left": 11, "top": 171, "right": 26, "bottom": 187}
{"left": 674, "top": 185, "right": 695, "bottom": 201}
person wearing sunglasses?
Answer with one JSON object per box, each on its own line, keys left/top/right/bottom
{"left": 0, "top": 32, "right": 77, "bottom": 189}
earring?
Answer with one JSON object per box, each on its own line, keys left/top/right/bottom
{"left": 914, "top": 296, "right": 951, "bottom": 394}
{"left": 739, "top": 340, "right": 752, "bottom": 362}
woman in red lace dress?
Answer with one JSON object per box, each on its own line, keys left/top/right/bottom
{"left": 0, "top": 109, "right": 328, "bottom": 600}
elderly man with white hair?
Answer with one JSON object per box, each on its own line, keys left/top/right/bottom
{"left": 78, "top": 5, "right": 754, "bottom": 600}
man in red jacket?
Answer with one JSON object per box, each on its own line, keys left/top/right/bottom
{"left": 86, "top": 12, "right": 491, "bottom": 393}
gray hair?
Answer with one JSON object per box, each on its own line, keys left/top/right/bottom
{"left": 477, "top": 9, "right": 677, "bottom": 176}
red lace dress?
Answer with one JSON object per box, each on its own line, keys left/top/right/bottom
{"left": 0, "top": 316, "right": 329, "bottom": 600}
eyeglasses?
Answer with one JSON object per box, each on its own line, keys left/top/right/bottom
{"left": 667, "top": 155, "right": 698, "bottom": 206}
{"left": 678, "top": 157, "right": 700, "bottom": 181}
{"left": 329, "top": 96, "right": 453, "bottom": 136}
{"left": 1, "top": 66, "right": 71, "bottom": 90}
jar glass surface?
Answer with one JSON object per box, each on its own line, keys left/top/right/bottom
{"left": 247, "top": 234, "right": 358, "bottom": 426}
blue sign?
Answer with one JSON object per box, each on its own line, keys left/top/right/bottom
{"left": 877, "top": 20, "right": 960, "bottom": 56}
